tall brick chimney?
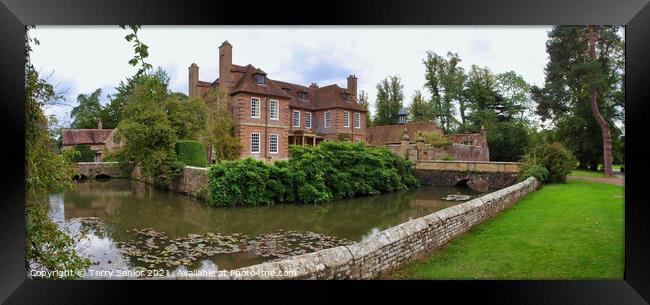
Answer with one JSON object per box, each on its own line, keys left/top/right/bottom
{"left": 97, "top": 118, "right": 103, "bottom": 130}
{"left": 347, "top": 75, "right": 357, "bottom": 100}
{"left": 219, "top": 40, "right": 233, "bottom": 89}
{"left": 188, "top": 63, "right": 199, "bottom": 97}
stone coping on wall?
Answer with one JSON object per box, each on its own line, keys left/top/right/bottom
{"left": 161, "top": 177, "right": 539, "bottom": 280}
{"left": 416, "top": 160, "right": 521, "bottom": 173}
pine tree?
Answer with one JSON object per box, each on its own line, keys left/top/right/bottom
{"left": 531, "top": 25, "right": 623, "bottom": 174}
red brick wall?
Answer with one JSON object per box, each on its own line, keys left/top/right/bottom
{"left": 288, "top": 108, "right": 315, "bottom": 132}
{"left": 314, "top": 108, "right": 366, "bottom": 141}
{"left": 231, "top": 93, "right": 291, "bottom": 160}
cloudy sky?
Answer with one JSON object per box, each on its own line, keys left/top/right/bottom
{"left": 30, "top": 26, "right": 553, "bottom": 126}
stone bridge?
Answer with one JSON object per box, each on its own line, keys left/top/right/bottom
{"left": 415, "top": 160, "right": 521, "bottom": 191}
{"left": 73, "top": 162, "right": 133, "bottom": 179}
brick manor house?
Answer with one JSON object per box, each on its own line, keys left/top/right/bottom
{"left": 188, "top": 41, "right": 368, "bottom": 161}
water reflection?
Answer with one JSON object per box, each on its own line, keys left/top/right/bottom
{"left": 50, "top": 179, "right": 479, "bottom": 276}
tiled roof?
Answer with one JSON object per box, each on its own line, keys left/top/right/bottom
{"left": 62, "top": 129, "right": 114, "bottom": 146}
{"left": 271, "top": 81, "right": 367, "bottom": 112}
{"left": 230, "top": 65, "right": 291, "bottom": 99}
{"left": 197, "top": 63, "right": 368, "bottom": 112}
{"left": 273, "top": 80, "right": 318, "bottom": 110}
{"left": 366, "top": 122, "right": 443, "bottom": 145}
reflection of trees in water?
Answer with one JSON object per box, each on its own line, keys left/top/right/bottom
{"left": 58, "top": 180, "right": 476, "bottom": 244}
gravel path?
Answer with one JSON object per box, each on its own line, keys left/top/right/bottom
{"left": 567, "top": 175, "right": 624, "bottom": 186}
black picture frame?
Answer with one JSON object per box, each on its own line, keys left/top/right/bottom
{"left": 1, "top": 0, "right": 649, "bottom": 303}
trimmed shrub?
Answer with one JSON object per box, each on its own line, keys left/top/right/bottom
{"left": 518, "top": 164, "right": 549, "bottom": 182}
{"left": 71, "top": 145, "right": 96, "bottom": 162}
{"left": 175, "top": 140, "right": 207, "bottom": 167}
{"left": 522, "top": 142, "right": 576, "bottom": 183}
{"left": 205, "top": 141, "right": 419, "bottom": 206}
{"left": 207, "top": 158, "right": 273, "bottom": 207}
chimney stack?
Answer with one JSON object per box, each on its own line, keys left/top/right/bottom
{"left": 347, "top": 75, "right": 357, "bottom": 100}
{"left": 188, "top": 63, "right": 199, "bottom": 97}
{"left": 219, "top": 40, "right": 233, "bottom": 89}
{"left": 97, "top": 118, "right": 103, "bottom": 130}
{"left": 309, "top": 82, "right": 319, "bottom": 88}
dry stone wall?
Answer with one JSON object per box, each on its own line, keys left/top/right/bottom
{"left": 210, "top": 177, "right": 540, "bottom": 280}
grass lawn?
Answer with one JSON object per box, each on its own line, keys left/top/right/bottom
{"left": 570, "top": 169, "right": 608, "bottom": 178}
{"left": 390, "top": 180, "right": 624, "bottom": 279}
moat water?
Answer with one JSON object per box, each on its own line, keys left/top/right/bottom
{"left": 47, "top": 178, "right": 479, "bottom": 278}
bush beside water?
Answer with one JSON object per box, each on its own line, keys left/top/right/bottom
{"left": 206, "top": 141, "right": 419, "bottom": 206}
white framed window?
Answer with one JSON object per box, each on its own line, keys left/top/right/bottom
{"left": 343, "top": 111, "right": 350, "bottom": 128}
{"left": 293, "top": 110, "right": 301, "bottom": 128}
{"left": 305, "top": 112, "right": 312, "bottom": 129}
{"left": 399, "top": 114, "right": 407, "bottom": 125}
{"left": 269, "top": 100, "right": 278, "bottom": 120}
{"left": 324, "top": 111, "right": 332, "bottom": 128}
{"left": 269, "top": 134, "right": 279, "bottom": 154}
{"left": 251, "top": 97, "right": 261, "bottom": 118}
{"left": 251, "top": 133, "right": 260, "bottom": 153}
{"left": 354, "top": 112, "right": 361, "bottom": 128}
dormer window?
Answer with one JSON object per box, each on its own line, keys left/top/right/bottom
{"left": 254, "top": 73, "right": 265, "bottom": 85}
{"left": 283, "top": 88, "right": 291, "bottom": 94}
{"left": 342, "top": 93, "right": 351, "bottom": 102}
{"left": 298, "top": 91, "right": 308, "bottom": 100}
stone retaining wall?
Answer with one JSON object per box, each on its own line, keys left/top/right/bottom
{"left": 206, "top": 177, "right": 540, "bottom": 280}
{"left": 131, "top": 165, "right": 209, "bottom": 199}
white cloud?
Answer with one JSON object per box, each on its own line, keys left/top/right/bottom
{"left": 31, "top": 25, "right": 552, "bottom": 124}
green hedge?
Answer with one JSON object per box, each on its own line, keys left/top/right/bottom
{"left": 175, "top": 140, "right": 207, "bottom": 167}
{"left": 206, "top": 141, "right": 419, "bottom": 206}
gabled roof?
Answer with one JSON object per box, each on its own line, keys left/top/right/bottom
{"left": 312, "top": 84, "right": 365, "bottom": 111}
{"left": 230, "top": 64, "right": 291, "bottom": 99}
{"left": 62, "top": 129, "right": 114, "bottom": 146}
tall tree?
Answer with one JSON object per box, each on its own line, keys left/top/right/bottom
{"left": 71, "top": 88, "right": 103, "bottom": 129}
{"left": 461, "top": 65, "right": 500, "bottom": 131}
{"left": 532, "top": 25, "right": 623, "bottom": 173}
{"left": 357, "top": 90, "right": 372, "bottom": 127}
{"left": 408, "top": 90, "right": 431, "bottom": 122}
{"left": 496, "top": 71, "right": 532, "bottom": 122}
{"left": 165, "top": 94, "right": 207, "bottom": 140}
{"left": 373, "top": 76, "right": 404, "bottom": 126}
{"left": 423, "top": 51, "right": 465, "bottom": 132}
{"left": 101, "top": 68, "right": 170, "bottom": 129}
{"left": 587, "top": 25, "right": 613, "bottom": 176}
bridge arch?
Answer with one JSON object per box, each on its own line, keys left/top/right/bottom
{"left": 414, "top": 160, "right": 521, "bottom": 190}
{"left": 73, "top": 162, "right": 132, "bottom": 179}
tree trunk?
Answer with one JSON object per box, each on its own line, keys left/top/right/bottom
{"left": 588, "top": 25, "right": 613, "bottom": 177}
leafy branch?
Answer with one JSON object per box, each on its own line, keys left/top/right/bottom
{"left": 119, "top": 25, "right": 152, "bottom": 76}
